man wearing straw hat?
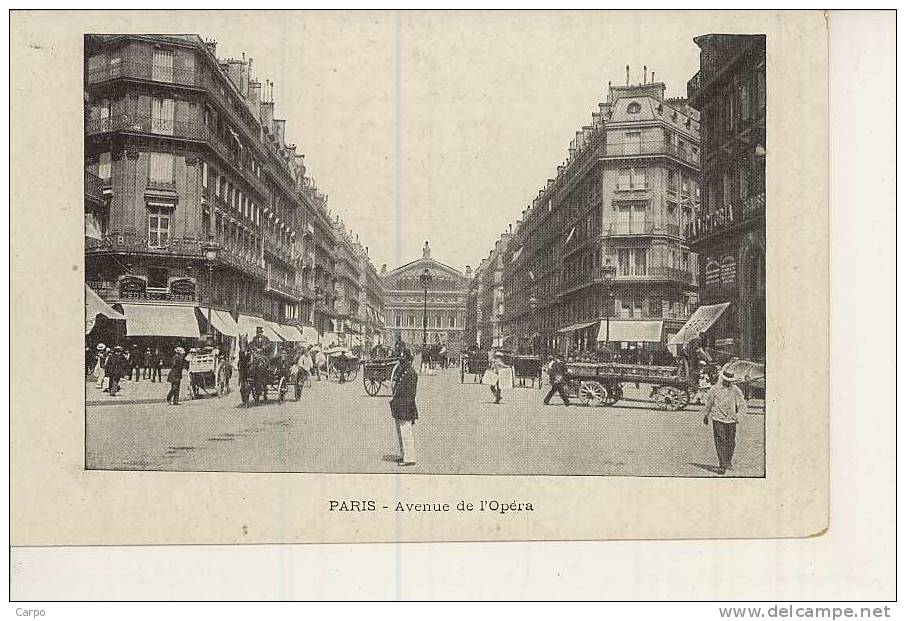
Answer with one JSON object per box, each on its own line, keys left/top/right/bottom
{"left": 702, "top": 363, "right": 748, "bottom": 475}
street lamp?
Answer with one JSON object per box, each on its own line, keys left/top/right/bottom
{"left": 528, "top": 295, "right": 538, "bottom": 355}
{"left": 418, "top": 267, "right": 433, "bottom": 348}
{"left": 601, "top": 263, "right": 617, "bottom": 350}
{"left": 312, "top": 286, "right": 324, "bottom": 335}
{"left": 202, "top": 241, "right": 219, "bottom": 342}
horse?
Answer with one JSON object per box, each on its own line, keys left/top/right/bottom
{"left": 239, "top": 350, "right": 273, "bottom": 406}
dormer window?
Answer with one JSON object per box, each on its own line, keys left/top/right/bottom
{"left": 627, "top": 102, "right": 642, "bottom": 114}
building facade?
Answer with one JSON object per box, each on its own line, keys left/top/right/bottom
{"left": 502, "top": 77, "right": 701, "bottom": 357}
{"left": 382, "top": 242, "right": 469, "bottom": 357}
{"left": 686, "top": 35, "right": 766, "bottom": 362}
{"left": 474, "top": 232, "right": 511, "bottom": 350}
{"left": 83, "top": 34, "right": 375, "bottom": 348}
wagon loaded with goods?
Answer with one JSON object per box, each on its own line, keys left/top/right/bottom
{"left": 565, "top": 361, "right": 695, "bottom": 411}
{"left": 362, "top": 357, "right": 401, "bottom": 397}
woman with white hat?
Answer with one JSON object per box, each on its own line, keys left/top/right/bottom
{"left": 701, "top": 363, "right": 748, "bottom": 475}
{"left": 94, "top": 343, "right": 108, "bottom": 391}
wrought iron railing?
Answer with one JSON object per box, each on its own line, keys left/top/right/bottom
{"left": 605, "top": 140, "right": 699, "bottom": 166}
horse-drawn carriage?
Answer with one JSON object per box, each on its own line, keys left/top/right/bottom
{"left": 238, "top": 347, "right": 301, "bottom": 406}
{"left": 324, "top": 347, "right": 360, "bottom": 382}
{"left": 507, "top": 354, "right": 544, "bottom": 388}
{"left": 460, "top": 349, "right": 488, "bottom": 383}
{"left": 362, "top": 357, "right": 401, "bottom": 396}
{"left": 564, "top": 361, "right": 696, "bottom": 410}
{"left": 419, "top": 343, "right": 450, "bottom": 369}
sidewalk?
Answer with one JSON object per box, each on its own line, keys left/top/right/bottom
{"left": 86, "top": 376, "right": 217, "bottom": 406}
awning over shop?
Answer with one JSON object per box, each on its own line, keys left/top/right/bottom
{"left": 121, "top": 303, "right": 201, "bottom": 338}
{"left": 237, "top": 315, "right": 282, "bottom": 341}
{"left": 557, "top": 320, "right": 599, "bottom": 334}
{"left": 276, "top": 324, "right": 305, "bottom": 342}
{"left": 85, "top": 285, "right": 125, "bottom": 334}
{"left": 322, "top": 332, "right": 341, "bottom": 346}
{"left": 597, "top": 320, "right": 663, "bottom": 343}
{"left": 299, "top": 326, "right": 319, "bottom": 343}
{"left": 199, "top": 308, "right": 239, "bottom": 338}
{"left": 667, "top": 303, "right": 731, "bottom": 347}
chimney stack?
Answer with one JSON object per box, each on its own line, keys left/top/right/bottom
{"left": 644, "top": 65, "right": 647, "bottom": 84}
{"left": 626, "top": 64, "right": 630, "bottom": 86}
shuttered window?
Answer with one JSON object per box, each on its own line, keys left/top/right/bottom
{"left": 151, "top": 97, "right": 174, "bottom": 135}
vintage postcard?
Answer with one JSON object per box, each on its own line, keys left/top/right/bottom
{"left": 11, "top": 9, "right": 828, "bottom": 546}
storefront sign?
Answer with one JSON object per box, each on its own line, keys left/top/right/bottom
{"left": 169, "top": 278, "right": 196, "bottom": 296}
{"left": 119, "top": 277, "right": 146, "bottom": 296}
{"left": 720, "top": 255, "right": 737, "bottom": 284}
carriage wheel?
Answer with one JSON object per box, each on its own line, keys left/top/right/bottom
{"left": 652, "top": 385, "right": 690, "bottom": 411}
{"left": 277, "top": 377, "right": 287, "bottom": 403}
{"left": 604, "top": 385, "right": 623, "bottom": 406}
{"left": 347, "top": 365, "right": 358, "bottom": 382}
{"left": 578, "top": 381, "right": 607, "bottom": 407}
{"left": 328, "top": 364, "right": 338, "bottom": 382}
{"left": 364, "top": 378, "right": 381, "bottom": 397}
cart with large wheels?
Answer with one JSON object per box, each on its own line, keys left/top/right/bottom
{"left": 565, "top": 362, "right": 693, "bottom": 411}
{"left": 186, "top": 350, "right": 222, "bottom": 399}
{"left": 362, "top": 358, "right": 400, "bottom": 396}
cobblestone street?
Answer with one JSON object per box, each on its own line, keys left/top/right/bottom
{"left": 86, "top": 367, "right": 765, "bottom": 476}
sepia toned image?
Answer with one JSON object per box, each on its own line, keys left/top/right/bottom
{"left": 83, "top": 26, "right": 766, "bottom": 478}
{"left": 12, "top": 10, "right": 836, "bottom": 551}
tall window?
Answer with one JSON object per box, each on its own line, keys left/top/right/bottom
{"left": 149, "top": 152, "right": 174, "bottom": 184}
{"left": 201, "top": 162, "right": 208, "bottom": 188}
{"left": 98, "top": 152, "right": 111, "bottom": 180}
{"left": 617, "top": 168, "right": 631, "bottom": 190}
{"left": 632, "top": 167, "right": 647, "bottom": 189}
{"left": 617, "top": 248, "right": 632, "bottom": 276}
{"left": 666, "top": 169, "right": 677, "bottom": 191}
{"left": 152, "top": 49, "right": 175, "bottom": 82}
{"left": 148, "top": 206, "right": 171, "bottom": 248}
{"left": 632, "top": 248, "right": 647, "bottom": 276}
{"left": 151, "top": 97, "right": 174, "bottom": 135}
{"left": 624, "top": 131, "right": 642, "bottom": 154}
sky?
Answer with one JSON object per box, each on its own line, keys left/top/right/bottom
{"left": 169, "top": 10, "right": 721, "bottom": 273}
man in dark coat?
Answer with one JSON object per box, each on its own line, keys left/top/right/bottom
{"left": 392, "top": 336, "right": 408, "bottom": 359}
{"left": 543, "top": 354, "right": 571, "bottom": 406}
{"left": 250, "top": 327, "right": 271, "bottom": 352}
{"left": 105, "top": 346, "right": 125, "bottom": 396}
{"left": 166, "top": 347, "right": 186, "bottom": 405}
{"left": 131, "top": 346, "right": 144, "bottom": 383}
{"left": 389, "top": 352, "right": 419, "bottom": 466}
{"left": 150, "top": 348, "right": 163, "bottom": 383}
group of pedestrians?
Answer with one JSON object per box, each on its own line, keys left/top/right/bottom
{"left": 88, "top": 344, "right": 165, "bottom": 395}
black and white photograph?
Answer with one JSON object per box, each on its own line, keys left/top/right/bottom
{"left": 12, "top": 7, "right": 898, "bottom": 606}
{"left": 82, "top": 22, "right": 766, "bottom": 478}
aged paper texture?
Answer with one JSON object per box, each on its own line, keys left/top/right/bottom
{"left": 11, "top": 9, "right": 827, "bottom": 546}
